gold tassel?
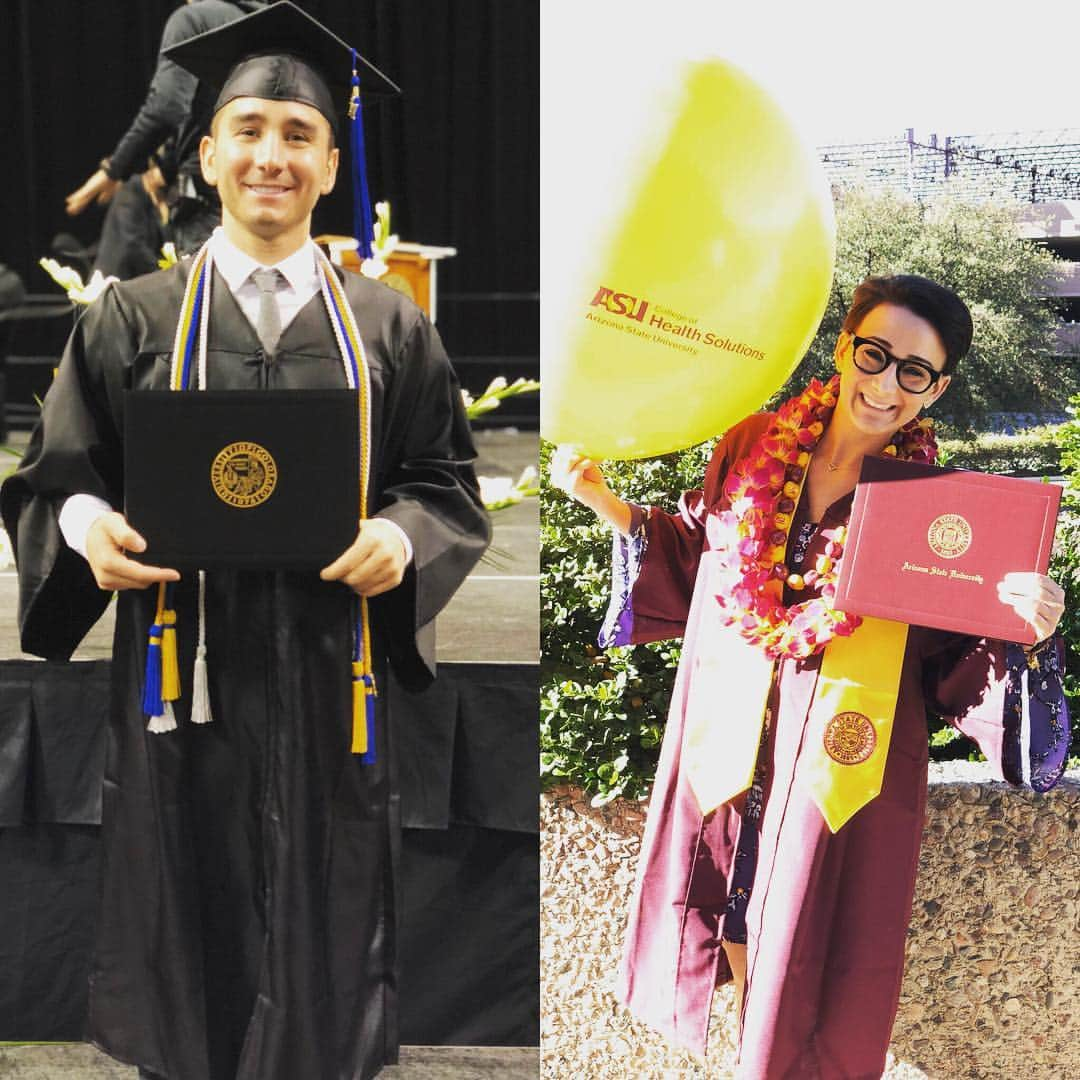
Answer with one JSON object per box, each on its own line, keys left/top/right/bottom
{"left": 351, "top": 660, "right": 368, "bottom": 754}
{"left": 161, "top": 606, "right": 180, "bottom": 702}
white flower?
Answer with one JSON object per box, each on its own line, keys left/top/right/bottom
{"left": 478, "top": 475, "right": 520, "bottom": 510}
{"left": 0, "top": 527, "right": 13, "bottom": 571}
{"left": 71, "top": 269, "right": 117, "bottom": 304}
{"left": 39, "top": 257, "right": 84, "bottom": 292}
{"left": 360, "top": 257, "right": 389, "bottom": 280}
{"left": 38, "top": 258, "right": 117, "bottom": 305}
{"left": 370, "top": 201, "right": 399, "bottom": 261}
{"left": 477, "top": 467, "right": 539, "bottom": 511}
{"left": 515, "top": 465, "right": 539, "bottom": 493}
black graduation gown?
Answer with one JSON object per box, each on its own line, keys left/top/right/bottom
{"left": 0, "top": 260, "right": 491, "bottom": 1080}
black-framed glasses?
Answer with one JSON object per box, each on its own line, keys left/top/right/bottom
{"left": 850, "top": 336, "right": 943, "bottom": 395}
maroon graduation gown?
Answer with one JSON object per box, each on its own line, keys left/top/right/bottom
{"left": 604, "top": 414, "right": 1069, "bottom": 1078}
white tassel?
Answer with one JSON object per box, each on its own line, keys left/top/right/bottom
{"left": 189, "top": 569, "right": 214, "bottom": 725}
{"left": 190, "top": 644, "right": 213, "bottom": 725}
{"left": 146, "top": 701, "right": 177, "bottom": 734}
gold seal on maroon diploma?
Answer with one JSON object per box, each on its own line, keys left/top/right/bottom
{"left": 823, "top": 711, "right": 877, "bottom": 765}
{"left": 927, "top": 513, "right": 972, "bottom": 559}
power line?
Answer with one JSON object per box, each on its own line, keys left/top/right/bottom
{"left": 819, "top": 128, "right": 1080, "bottom": 203}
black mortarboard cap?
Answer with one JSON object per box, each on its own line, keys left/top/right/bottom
{"left": 164, "top": 0, "right": 400, "bottom": 136}
{"left": 164, "top": 0, "right": 399, "bottom": 257}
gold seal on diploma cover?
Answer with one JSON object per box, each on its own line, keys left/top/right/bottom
{"left": 927, "top": 513, "right": 972, "bottom": 559}
{"left": 823, "top": 711, "right": 877, "bottom": 766}
{"left": 211, "top": 441, "right": 278, "bottom": 508}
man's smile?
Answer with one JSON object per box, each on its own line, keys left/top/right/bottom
{"left": 245, "top": 183, "right": 293, "bottom": 195}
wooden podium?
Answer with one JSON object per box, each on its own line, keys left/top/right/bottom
{"left": 314, "top": 235, "right": 457, "bottom": 323}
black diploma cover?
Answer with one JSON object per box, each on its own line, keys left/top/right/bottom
{"left": 124, "top": 390, "right": 361, "bottom": 569}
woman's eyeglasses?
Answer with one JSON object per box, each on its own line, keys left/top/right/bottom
{"left": 850, "top": 336, "right": 943, "bottom": 395}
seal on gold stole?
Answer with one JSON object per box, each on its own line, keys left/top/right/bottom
{"left": 823, "top": 711, "right": 877, "bottom": 765}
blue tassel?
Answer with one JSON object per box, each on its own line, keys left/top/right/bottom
{"left": 361, "top": 673, "right": 377, "bottom": 765}
{"left": 142, "top": 625, "right": 164, "bottom": 716}
{"left": 350, "top": 48, "right": 374, "bottom": 259}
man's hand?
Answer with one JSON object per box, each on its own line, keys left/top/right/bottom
{"left": 320, "top": 519, "right": 408, "bottom": 597}
{"left": 141, "top": 165, "right": 170, "bottom": 222}
{"left": 85, "top": 512, "right": 180, "bottom": 591}
{"left": 996, "top": 572, "right": 1066, "bottom": 644}
{"left": 66, "top": 169, "right": 122, "bottom": 216}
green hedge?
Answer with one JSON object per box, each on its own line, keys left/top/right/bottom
{"left": 541, "top": 407, "right": 1080, "bottom": 804}
{"left": 937, "top": 426, "right": 1062, "bottom": 476}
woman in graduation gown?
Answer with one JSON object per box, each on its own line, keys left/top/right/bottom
{"left": 1, "top": 5, "right": 490, "bottom": 1079}
{"left": 552, "top": 274, "right": 1070, "bottom": 1078}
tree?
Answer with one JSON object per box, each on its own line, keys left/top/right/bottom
{"left": 775, "top": 189, "right": 1079, "bottom": 432}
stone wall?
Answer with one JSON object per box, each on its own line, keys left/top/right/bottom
{"left": 541, "top": 765, "right": 1079, "bottom": 1079}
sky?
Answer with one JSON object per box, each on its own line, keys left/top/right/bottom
{"left": 540, "top": 0, "right": 1080, "bottom": 382}
{"left": 543, "top": 1, "right": 1080, "bottom": 146}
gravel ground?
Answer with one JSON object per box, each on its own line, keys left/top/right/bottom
{"left": 541, "top": 766, "right": 1079, "bottom": 1079}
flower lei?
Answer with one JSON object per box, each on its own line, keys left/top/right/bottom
{"left": 712, "top": 374, "right": 937, "bottom": 661}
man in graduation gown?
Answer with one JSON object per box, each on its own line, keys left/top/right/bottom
{"left": 1, "top": 5, "right": 490, "bottom": 1078}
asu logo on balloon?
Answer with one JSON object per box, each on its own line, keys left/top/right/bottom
{"left": 589, "top": 286, "right": 649, "bottom": 323}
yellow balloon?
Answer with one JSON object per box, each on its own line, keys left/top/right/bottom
{"left": 541, "top": 58, "right": 835, "bottom": 460}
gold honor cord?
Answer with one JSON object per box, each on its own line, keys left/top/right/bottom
{"left": 141, "top": 243, "right": 377, "bottom": 759}
{"left": 316, "top": 250, "right": 377, "bottom": 758}
{"left": 141, "top": 245, "right": 212, "bottom": 730}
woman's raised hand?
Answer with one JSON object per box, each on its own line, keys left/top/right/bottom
{"left": 550, "top": 446, "right": 610, "bottom": 502}
{"left": 549, "top": 445, "right": 633, "bottom": 535}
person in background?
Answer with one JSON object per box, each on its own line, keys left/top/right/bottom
{"left": 65, "top": 0, "right": 266, "bottom": 259}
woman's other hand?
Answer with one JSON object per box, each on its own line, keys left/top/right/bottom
{"left": 996, "top": 572, "right": 1066, "bottom": 644}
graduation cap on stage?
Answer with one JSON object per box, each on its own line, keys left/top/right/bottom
{"left": 165, "top": 0, "right": 400, "bottom": 256}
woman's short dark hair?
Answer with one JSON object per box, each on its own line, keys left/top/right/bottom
{"left": 841, "top": 275, "right": 974, "bottom": 374}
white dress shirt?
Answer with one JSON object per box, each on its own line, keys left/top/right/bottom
{"left": 208, "top": 226, "right": 322, "bottom": 338}
{"left": 59, "top": 228, "right": 412, "bottom": 566}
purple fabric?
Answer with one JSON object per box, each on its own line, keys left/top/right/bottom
{"left": 609, "top": 413, "right": 1072, "bottom": 1075}
{"left": 1002, "top": 639, "right": 1071, "bottom": 791}
{"left": 598, "top": 506, "right": 647, "bottom": 649}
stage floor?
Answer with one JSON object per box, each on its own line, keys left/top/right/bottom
{"left": 0, "top": 427, "right": 538, "bottom": 665}
{"left": 0, "top": 1043, "right": 540, "bottom": 1078}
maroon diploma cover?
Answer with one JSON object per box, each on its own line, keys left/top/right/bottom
{"left": 834, "top": 457, "right": 1062, "bottom": 643}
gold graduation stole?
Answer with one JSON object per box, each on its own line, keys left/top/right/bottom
{"left": 682, "top": 511, "right": 909, "bottom": 834}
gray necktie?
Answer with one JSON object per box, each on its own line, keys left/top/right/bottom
{"left": 251, "top": 268, "right": 284, "bottom": 354}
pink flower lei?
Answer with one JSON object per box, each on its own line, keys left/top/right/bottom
{"left": 712, "top": 374, "right": 937, "bottom": 660}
